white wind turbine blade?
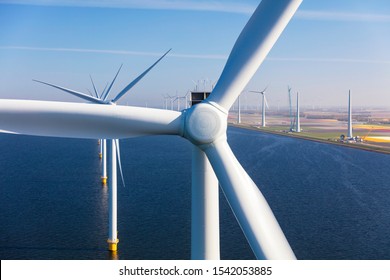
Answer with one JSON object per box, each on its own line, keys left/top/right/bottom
{"left": 207, "top": 0, "right": 301, "bottom": 111}
{"left": 264, "top": 95, "right": 269, "bottom": 109}
{"left": 0, "top": 99, "right": 182, "bottom": 139}
{"left": 111, "top": 49, "right": 171, "bottom": 103}
{"left": 33, "top": 80, "right": 106, "bottom": 104}
{"left": 183, "top": 0, "right": 301, "bottom": 259}
{"left": 114, "top": 139, "right": 126, "bottom": 188}
{"left": 102, "top": 64, "right": 123, "bottom": 101}
{"left": 89, "top": 75, "right": 100, "bottom": 98}
{"left": 191, "top": 146, "right": 220, "bottom": 259}
{"left": 203, "top": 140, "right": 296, "bottom": 260}
{"left": 86, "top": 88, "right": 95, "bottom": 97}
{"left": 250, "top": 86, "right": 268, "bottom": 95}
{"left": 100, "top": 82, "right": 109, "bottom": 99}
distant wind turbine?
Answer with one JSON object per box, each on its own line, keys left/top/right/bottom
{"left": 348, "top": 90, "right": 353, "bottom": 138}
{"left": 166, "top": 94, "right": 176, "bottom": 110}
{"left": 174, "top": 93, "right": 181, "bottom": 111}
{"left": 33, "top": 48, "right": 171, "bottom": 252}
{"left": 184, "top": 91, "right": 191, "bottom": 109}
{"left": 89, "top": 74, "right": 108, "bottom": 184}
{"left": 174, "top": 92, "right": 190, "bottom": 111}
{"left": 288, "top": 86, "right": 294, "bottom": 131}
{"left": 296, "top": 91, "right": 301, "bottom": 132}
{"left": 250, "top": 87, "right": 268, "bottom": 127}
{"left": 162, "top": 94, "right": 171, "bottom": 109}
{"left": 192, "top": 80, "right": 199, "bottom": 91}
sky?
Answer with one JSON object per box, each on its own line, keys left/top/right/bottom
{"left": 0, "top": 0, "right": 390, "bottom": 110}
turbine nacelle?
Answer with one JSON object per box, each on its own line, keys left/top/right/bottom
{"left": 183, "top": 102, "right": 227, "bottom": 147}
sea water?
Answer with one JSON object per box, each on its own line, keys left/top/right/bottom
{"left": 0, "top": 127, "right": 389, "bottom": 259}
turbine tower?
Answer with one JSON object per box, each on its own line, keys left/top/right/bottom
{"left": 167, "top": 94, "right": 175, "bottom": 110}
{"left": 101, "top": 138, "right": 107, "bottom": 185}
{"left": 173, "top": 92, "right": 190, "bottom": 111}
{"left": 89, "top": 74, "right": 108, "bottom": 185}
{"left": 295, "top": 91, "right": 301, "bottom": 132}
{"left": 348, "top": 90, "right": 353, "bottom": 138}
{"left": 34, "top": 49, "right": 171, "bottom": 252}
{"left": 162, "top": 94, "right": 170, "bottom": 109}
{"left": 1, "top": 0, "right": 303, "bottom": 259}
{"left": 288, "top": 86, "right": 293, "bottom": 131}
{"left": 250, "top": 87, "right": 268, "bottom": 127}
{"left": 183, "top": 91, "right": 190, "bottom": 109}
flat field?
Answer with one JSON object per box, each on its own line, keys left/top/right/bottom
{"left": 228, "top": 108, "right": 390, "bottom": 154}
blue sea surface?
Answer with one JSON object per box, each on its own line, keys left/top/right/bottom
{"left": 1, "top": 127, "right": 390, "bottom": 260}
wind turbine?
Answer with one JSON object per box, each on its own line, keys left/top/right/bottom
{"left": 288, "top": 86, "right": 294, "bottom": 131}
{"left": 173, "top": 93, "right": 181, "bottom": 111}
{"left": 88, "top": 75, "right": 105, "bottom": 162}
{"left": 166, "top": 94, "right": 175, "bottom": 110}
{"left": 250, "top": 87, "right": 268, "bottom": 127}
{"left": 33, "top": 49, "right": 171, "bottom": 252}
{"left": 162, "top": 94, "right": 170, "bottom": 109}
{"left": 0, "top": 0, "right": 302, "bottom": 259}
{"left": 183, "top": 91, "right": 191, "bottom": 110}
{"left": 175, "top": 92, "right": 190, "bottom": 111}
{"left": 192, "top": 80, "right": 199, "bottom": 91}
{"left": 348, "top": 90, "right": 353, "bottom": 138}
{"left": 89, "top": 74, "right": 109, "bottom": 185}
{"left": 296, "top": 91, "right": 301, "bottom": 132}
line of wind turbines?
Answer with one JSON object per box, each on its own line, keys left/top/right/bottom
{"left": 162, "top": 91, "right": 190, "bottom": 111}
{"left": 235, "top": 88, "right": 357, "bottom": 139}
{"left": 162, "top": 79, "right": 215, "bottom": 111}
{"left": 236, "top": 86, "right": 301, "bottom": 132}
{"left": 0, "top": 0, "right": 304, "bottom": 259}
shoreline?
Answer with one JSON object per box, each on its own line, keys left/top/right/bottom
{"left": 229, "top": 123, "right": 390, "bottom": 155}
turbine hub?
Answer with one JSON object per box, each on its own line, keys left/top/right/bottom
{"left": 184, "top": 102, "right": 227, "bottom": 146}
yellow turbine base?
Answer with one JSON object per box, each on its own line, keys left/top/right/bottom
{"left": 107, "top": 239, "right": 119, "bottom": 251}
{"left": 101, "top": 177, "right": 108, "bottom": 186}
{"left": 99, "top": 153, "right": 102, "bottom": 159}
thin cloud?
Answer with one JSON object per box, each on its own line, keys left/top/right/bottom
{"left": 297, "top": 10, "right": 390, "bottom": 23}
{"left": 0, "top": 0, "right": 254, "bottom": 14}
{"left": 2, "top": 46, "right": 389, "bottom": 64}
{"left": 0, "top": 46, "right": 166, "bottom": 56}
{"left": 269, "top": 57, "right": 390, "bottom": 65}
{"left": 0, "top": 46, "right": 227, "bottom": 60}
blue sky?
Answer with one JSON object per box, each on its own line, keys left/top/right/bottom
{"left": 0, "top": 0, "right": 389, "bottom": 109}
